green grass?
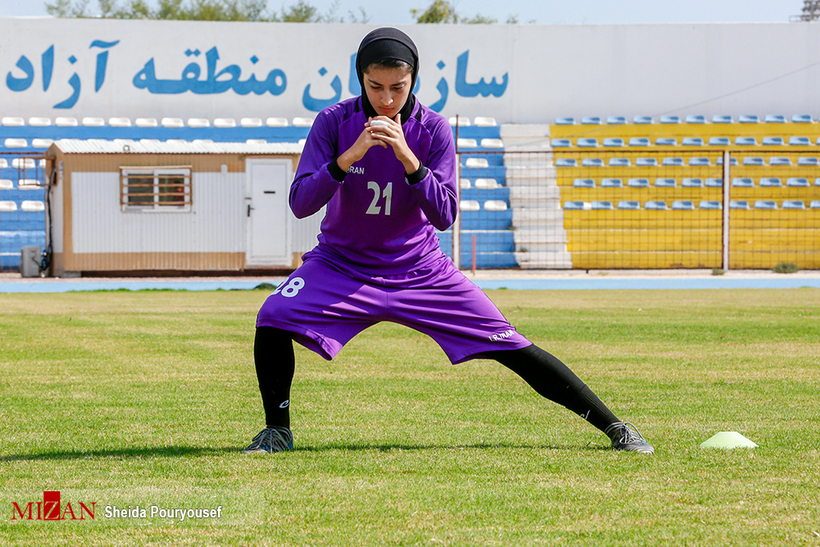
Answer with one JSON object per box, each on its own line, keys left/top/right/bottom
{"left": 1, "top": 289, "right": 819, "bottom": 546}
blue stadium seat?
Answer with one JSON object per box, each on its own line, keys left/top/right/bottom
{"left": 555, "top": 117, "right": 575, "bottom": 125}
{"left": 782, "top": 200, "right": 806, "bottom": 209}
{"left": 754, "top": 200, "right": 777, "bottom": 210}
{"left": 682, "top": 137, "right": 704, "bottom": 146}
{"left": 685, "top": 115, "right": 707, "bottom": 124}
{"left": 699, "top": 200, "right": 722, "bottom": 210}
{"left": 735, "top": 137, "right": 758, "bottom": 145}
{"left": 659, "top": 115, "right": 681, "bottom": 124}
{"left": 655, "top": 178, "right": 677, "bottom": 187}
{"left": 705, "top": 178, "right": 723, "bottom": 187}
{"left": 712, "top": 115, "right": 734, "bottom": 123}
{"left": 606, "top": 116, "right": 627, "bottom": 125}
{"left": 739, "top": 115, "right": 760, "bottom": 123}
{"left": 603, "top": 137, "right": 625, "bottom": 147}
{"left": 769, "top": 157, "right": 792, "bottom": 166}
{"left": 635, "top": 158, "right": 658, "bottom": 166}
{"left": 581, "top": 158, "right": 604, "bottom": 167}
{"left": 573, "top": 178, "right": 596, "bottom": 188}
{"left": 628, "top": 178, "right": 650, "bottom": 188}
{"left": 479, "top": 138, "right": 504, "bottom": 149}
{"left": 672, "top": 200, "right": 695, "bottom": 210}
{"left": 484, "top": 200, "right": 508, "bottom": 211}
{"left": 689, "top": 157, "right": 710, "bottom": 166}
{"left": 633, "top": 116, "right": 653, "bottom": 124}
{"left": 564, "top": 201, "right": 586, "bottom": 210}
{"left": 551, "top": 138, "right": 571, "bottom": 147}
{"left": 787, "top": 177, "right": 810, "bottom": 187}
{"left": 762, "top": 137, "right": 785, "bottom": 145}
{"left": 732, "top": 178, "right": 754, "bottom": 187}
{"left": 792, "top": 114, "right": 813, "bottom": 123}
{"left": 645, "top": 200, "right": 668, "bottom": 210}
{"left": 661, "top": 157, "right": 684, "bottom": 166}
{"left": 214, "top": 118, "right": 237, "bottom": 128}
{"left": 1, "top": 116, "right": 25, "bottom": 126}
{"left": 789, "top": 137, "right": 812, "bottom": 146}
{"left": 629, "top": 137, "right": 651, "bottom": 146}
{"left": 812, "top": 201, "right": 820, "bottom": 209}
{"left": 474, "top": 117, "right": 498, "bottom": 127}
{"left": 474, "top": 178, "right": 500, "bottom": 189}
{"left": 656, "top": 137, "right": 677, "bottom": 145}
{"left": 682, "top": 178, "right": 704, "bottom": 187}
{"left": 601, "top": 178, "right": 624, "bottom": 187}
{"left": 798, "top": 157, "right": 819, "bottom": 165}
{"left": 555, "top": 158, "right": 578, "bottom": 167}
{"left": 730, "top": 200, "right": 750, "bottom": 209}
{"left": 764, "top": 115, "right": 786, "bottom": 123}
{"left": 608, "top": 158, "right": 630, "bottom": 166}
{"left": 591, "top": 201, "right": 614, "bottom": 210}
{"left": 576, "top": 138, "right": 599, "bottom": 147}
{"left": 618, "top": 200, "right": 641, "bottom": 210}
{"left": 742, "top": 157, "right": 765, "bottom": 166}
{"left": 581, "top": 116, "right": 602, "bottom": 125}
{"left": 708, "top": 137, "right": 731, "bottom": 146}
{"left": 759, "top": 177, "right": 782, "bottom": 187}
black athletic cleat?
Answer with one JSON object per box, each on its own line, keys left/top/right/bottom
{"left": 605, "top": 422, "right": 654, "bottom": 454}
{"left": 242, "top": 427, "right": 294, "bottom": 454}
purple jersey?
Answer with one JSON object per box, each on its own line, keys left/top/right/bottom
{"left": 258, "top": 94, "right": 531, "bottom": 363}
{"left": 289, "top": 96, "right": 457, "bottom": 274}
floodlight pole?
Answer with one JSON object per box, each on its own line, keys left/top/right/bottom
{"left": 722, "top": 150, "right": 731, "bottom": 273}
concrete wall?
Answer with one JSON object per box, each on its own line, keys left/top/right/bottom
{"left": 2, "top": 19, "right": 818, "bottom": 125}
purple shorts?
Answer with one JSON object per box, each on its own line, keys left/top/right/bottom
{"left": 256, "top": 251, "right": 531, "bottom": 363}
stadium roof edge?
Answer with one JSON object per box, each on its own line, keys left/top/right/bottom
{"left": 48, "top": 138, "right": 303, "bottom": 155}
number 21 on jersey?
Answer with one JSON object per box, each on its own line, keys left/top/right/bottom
{"left": 366, "top": 181, "right": 392, "bottom": 216}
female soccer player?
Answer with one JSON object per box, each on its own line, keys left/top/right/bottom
{"left": 244, "top": 27, "right": 653, "bottom": 455}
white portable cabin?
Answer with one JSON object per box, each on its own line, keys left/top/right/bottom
{"left": 45, "top": 139, "right": 320, "bottom": 276}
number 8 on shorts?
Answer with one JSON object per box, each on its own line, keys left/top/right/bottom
{"left": 273, "top": 277, "right": 305, "bottom": 298}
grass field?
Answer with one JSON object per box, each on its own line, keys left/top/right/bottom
{"left": 1, "top": 287, "right": 818, "bottom": 546}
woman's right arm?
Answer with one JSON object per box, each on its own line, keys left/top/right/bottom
{"left": 288, "top": 114, "right": 345, "bottom": 219}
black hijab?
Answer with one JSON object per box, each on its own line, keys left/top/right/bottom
{"left": 356, "top": 27, "right": 419, "bottom": 123}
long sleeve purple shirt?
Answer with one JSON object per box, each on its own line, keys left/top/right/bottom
{"left": 289, "top": 96, "right": 458, "bottom": 275}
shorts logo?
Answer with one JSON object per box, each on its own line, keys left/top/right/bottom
{"left": 488, "top": 329, "right": 516, "bottom": 342}
{"left": 279, "top": 400, "right": 290, "bottom": 409}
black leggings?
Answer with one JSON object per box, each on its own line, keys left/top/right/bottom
{"left": 253, "top": 327, "right": 619, "bottom": 433}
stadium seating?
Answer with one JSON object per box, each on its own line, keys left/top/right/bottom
{"left": 547, "top": 112, "right": 820, "bottom": 269}
{"left": 4, "top": 110, "right": 820, "bottom": 272}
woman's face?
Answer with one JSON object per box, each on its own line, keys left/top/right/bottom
{"left": 362, "top": 65, "right": 413, "bottom": 119}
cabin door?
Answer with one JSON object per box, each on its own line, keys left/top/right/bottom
{"left": 246, "top": 158, "right": 292, "bottom": 267}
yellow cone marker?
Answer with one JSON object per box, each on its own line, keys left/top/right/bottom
{"left": 700, "top": 431, "right": 758, "bottom": 449}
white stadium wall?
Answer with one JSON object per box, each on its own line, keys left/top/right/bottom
{"left": 1, "top": 19, "right": 819, "bottom": 124}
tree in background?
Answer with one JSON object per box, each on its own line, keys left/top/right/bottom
{"left": 44, "top": 0, "right": 369, "bottom": 22}
{"left": 410, "top": 0, "right": 521, "bottom": 24}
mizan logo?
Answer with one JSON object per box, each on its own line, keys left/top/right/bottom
{"left": 11, "top": 491, "right": 96, "bottom": 521}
